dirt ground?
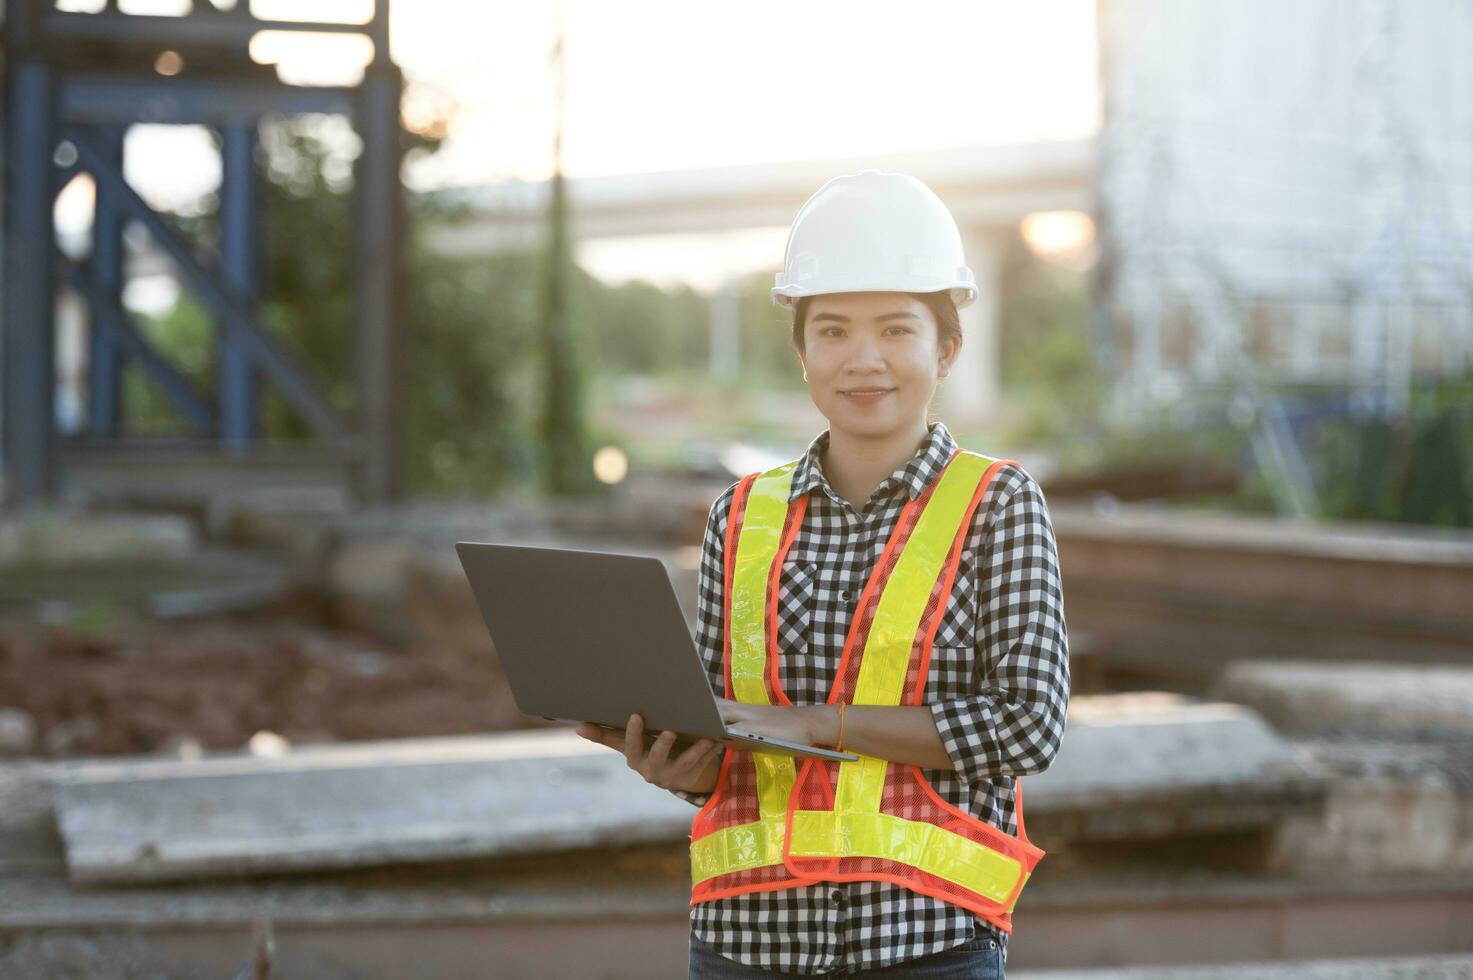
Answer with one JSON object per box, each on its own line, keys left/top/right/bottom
{"left": 0, "top": 592, "right": 551, "bottom": 759}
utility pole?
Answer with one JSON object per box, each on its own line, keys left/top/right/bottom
{"left": 538, "top": 0, "right": 590, "bottom": 495}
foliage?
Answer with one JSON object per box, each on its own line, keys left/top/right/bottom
{"left": 119, "top": 290, "right": 215, "bottom": 438}
{"left": 733, "top": 267, "right": 808, "bottom": 386}
{"left": 995, "top": 239, "right": 1103, "bottom": 443}
{"left": 591, "top": 278, "right": 708, "bottom": 374}
{"left": 536, "top": 168, "right": 597, "bottom": 496}
{"left": 401, "top": 217, "right": 543, "bottom": 494}
{"left": 1310, "top": 376, "right": 1473, "bottom": 527}
{"left": 256, "top": 115, "right": 358, "bottom": 439}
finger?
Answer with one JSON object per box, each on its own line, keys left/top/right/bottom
{"left": 673, "top": 737, "right": 719, "bottom": 770}
{"left": 645, "top": 728, "right": 679, "bottom": 772}
{"left": 623, "top": 713, "right": 645, "bottom": 769}
{"left": 579, "top": 725, "right": 622, "bottom": 750}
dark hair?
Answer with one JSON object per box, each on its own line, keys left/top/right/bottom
{"left": 790, "top": 291, "right": 962, "bottom": 355}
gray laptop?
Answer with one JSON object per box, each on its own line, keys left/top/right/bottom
{"left": 455, "top": 541, "right": 857, "bottom": 763}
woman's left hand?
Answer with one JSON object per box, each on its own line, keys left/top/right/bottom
{"left": 716, "top": 697, "right": 826, "bottom": 746}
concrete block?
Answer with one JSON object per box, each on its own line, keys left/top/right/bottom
{"left": 50, "top": 729, "right": 696, "bottom": 886}
{"left": 0, "top": 511, "right": 194, "bottom": 566}
{"left": 1214, "top": 660, "right": 1473, "bottom": 737}
{"left": 1267, "top": 734, "right": 1473, "bottom": 876}
{"left": 1270, "top": 774, "right": 1468, "bottom": 876}
{"left": 1035, "top": 692, "right": 1317, "bottom": 804}
{"left": 1026, "top": 693, "right": 1326, "bottom": 839}
{"left": 49, "top": 694, "right": 1334, "bottom": 885}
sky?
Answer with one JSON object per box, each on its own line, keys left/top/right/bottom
{"left": 56, "top": 0, "right": 1099, "bottom": 292}
{"left": 387, "top": 0, "right": 1100, "bottom": 187}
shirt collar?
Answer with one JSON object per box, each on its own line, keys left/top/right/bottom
{"left": 788, "top": 421, "right": 958, "bottom": 505}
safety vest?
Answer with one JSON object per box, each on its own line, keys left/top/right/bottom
{"left": 688, "top": 448, "right": 1046, "bottom": 933}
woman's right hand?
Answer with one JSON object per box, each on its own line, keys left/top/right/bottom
{"left": 575, "top": 713, "right": 724, "bottom": 793}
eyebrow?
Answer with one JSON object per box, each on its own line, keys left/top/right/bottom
{"left": 809, "top": 312, "right": 921, "bottom": 324}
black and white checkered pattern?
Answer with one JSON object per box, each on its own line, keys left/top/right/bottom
{"left": 673, "top": 421, "right": 1071, "bottom": 974}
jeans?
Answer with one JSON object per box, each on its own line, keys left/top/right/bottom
{"left": 688, "top": 932, "right": 1004, "bottom": 979}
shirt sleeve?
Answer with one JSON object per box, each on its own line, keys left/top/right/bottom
{"left": 668, "top": 479, "right": 739, "bottom": 807}
{"left": 929, "top": 464, "right": 1071, "bottom": 786}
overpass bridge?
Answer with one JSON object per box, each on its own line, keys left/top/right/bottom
{"left": 425, "top": 138, "right": 1096, "bottom": 424}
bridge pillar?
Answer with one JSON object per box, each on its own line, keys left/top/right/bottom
{"left": 940, "top": 227, "right": 1004, "bottom": 427}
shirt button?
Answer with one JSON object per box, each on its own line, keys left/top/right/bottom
{"left": 839, "top": 590, "right": 850, "bottom": 601}
{"left": 830, "top": 888, "right": 843, "bottom": 903}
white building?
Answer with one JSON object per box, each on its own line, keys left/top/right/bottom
{"left": 1096, "top": 0, "right": 1473, "bottom": 422}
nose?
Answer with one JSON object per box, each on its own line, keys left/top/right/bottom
{"left": 843, "top": 332, "right": 887, "bottom": 373}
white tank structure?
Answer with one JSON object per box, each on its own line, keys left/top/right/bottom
{"left": 1094, "top": 0, "right": 1473, "bottom": 517}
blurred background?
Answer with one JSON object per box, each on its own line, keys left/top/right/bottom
{"left": 1, "top": 1, "right": 1470, "bottom": 977}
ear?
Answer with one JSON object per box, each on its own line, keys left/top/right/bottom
{"left": 938, "top": 335, "right": 962, "bottom": 379}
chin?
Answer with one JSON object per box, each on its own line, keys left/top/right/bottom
{"left": 830, "top": 412, "right": 904, "bottom": 438}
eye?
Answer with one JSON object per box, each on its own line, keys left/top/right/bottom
{"left": 885, "top": 325, "right": 912, "bottom": 335}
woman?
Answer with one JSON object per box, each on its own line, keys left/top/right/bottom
{"left": 577, "top": 171, "right": 1070, "bottom": 978}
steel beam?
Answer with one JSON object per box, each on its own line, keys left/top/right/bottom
{"left": 219, "top": 124, "right": 260, "bottom": 446}
{"left": 366, "top": 0, "right": 392, "bottom": 67}
{"left": 86, "top": 126, "right": 127, "bottom": 440}
{"left": 59, "top": 257, "right": 215, "bottom": 435}
{"left": 66, "top": 124, "right": 348, "bottom": 443}
{"left": 51, "top": 158, "right": 83, "bottom": 197}
{"left": 2, "top": 58, "right": 58, "bottom": 506}
{"left": 5, "top": 0, "right": 399, "bottom": 505}
{"left": 352, "top": 63, "right": 405, "bottom": 504}
{"left": 43, "top": 10, "right": 377, "bottom": 45}
{"left": 61, "top": 76, "right": 356, "bottom": 126}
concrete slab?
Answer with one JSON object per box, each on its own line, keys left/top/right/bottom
{"left": 50, "top": 729, "right": 695, "bottom": 886}
{"left": 0, "top": 546, "right": 299, "bottom": 623}
{"left": 1267, "top": 733, "right": 1473, "bottom": 876}
{"left": 1012, "top": 954, "right": 1473, "bottom": 980}
{"left": 5, "top": 861, "right": 1472, "bottom": 978}
{"left": 1215, "top": 660, "right": 1473, "bottom": 737}
{"left": 1050, "top": 501, "right": 1473, "bottom": 567}
{"left": 0, "top": 510, "right": 194, "bottom": 566}
{"left": 1050, "top": 503, "right": 1473, "bottom": 692}
{"left": 10, "top": 743, "right": 1473, "bottom": 974}
{"left": 49, "top": 694, "right": 1331, "bottom": 885}
{"left": 1025, "top": 692, "right": 1327, "bottom": 839}
{"left": 321, "top": 517, "right": 703, "bottom": 649}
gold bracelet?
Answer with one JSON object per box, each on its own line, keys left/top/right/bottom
{"left": 835, "top": 702, "right": 847, "bottom": 753}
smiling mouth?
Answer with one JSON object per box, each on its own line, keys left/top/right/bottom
{"left": 840, "top": 388, "right": 895, "bottom": 396}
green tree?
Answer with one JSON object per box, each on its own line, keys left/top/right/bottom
{"left": 996, "top": 241, "right": 1101, "bottom": 442}
{"left": 537, "top": 165, "right": 595, "bottom": 495}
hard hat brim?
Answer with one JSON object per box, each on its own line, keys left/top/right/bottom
{"left": 771, "top": 280, "right": 978, "bottom": 311}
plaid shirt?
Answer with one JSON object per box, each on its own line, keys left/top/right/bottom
{"left": 673, "top": 421, "right": 1071, "bottom": 974}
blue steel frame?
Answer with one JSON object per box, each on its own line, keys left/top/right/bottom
{"left": 1, "top": 0, "right": 404, "bottom": 506}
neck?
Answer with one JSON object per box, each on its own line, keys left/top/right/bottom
{"left": 821, "top": 418, "right": 932, "bottom": 509}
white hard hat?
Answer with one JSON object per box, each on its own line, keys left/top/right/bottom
{"left": 771, "top": 170, "right": 977, "bottom": 310}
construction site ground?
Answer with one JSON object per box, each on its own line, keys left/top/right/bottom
{"left": 2, "top": 496, "right": 1471, "bottom": 977}
{"left": 0, "top": 602, "right": 546, "bottom": 761}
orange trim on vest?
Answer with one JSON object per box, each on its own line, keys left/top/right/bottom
{"left": 764, "top": 494, "right": 807, "bottom": 708}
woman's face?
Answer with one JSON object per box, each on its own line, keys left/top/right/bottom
{"left": 797, "top": 291, "right": 960, "bottom": 440}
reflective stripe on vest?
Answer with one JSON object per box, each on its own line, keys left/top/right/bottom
{"left": 688, "top": 449, "right": 1046, "bottom": 931}
{"left": 689, "top": 460, "right": 802, "bottom": 884}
